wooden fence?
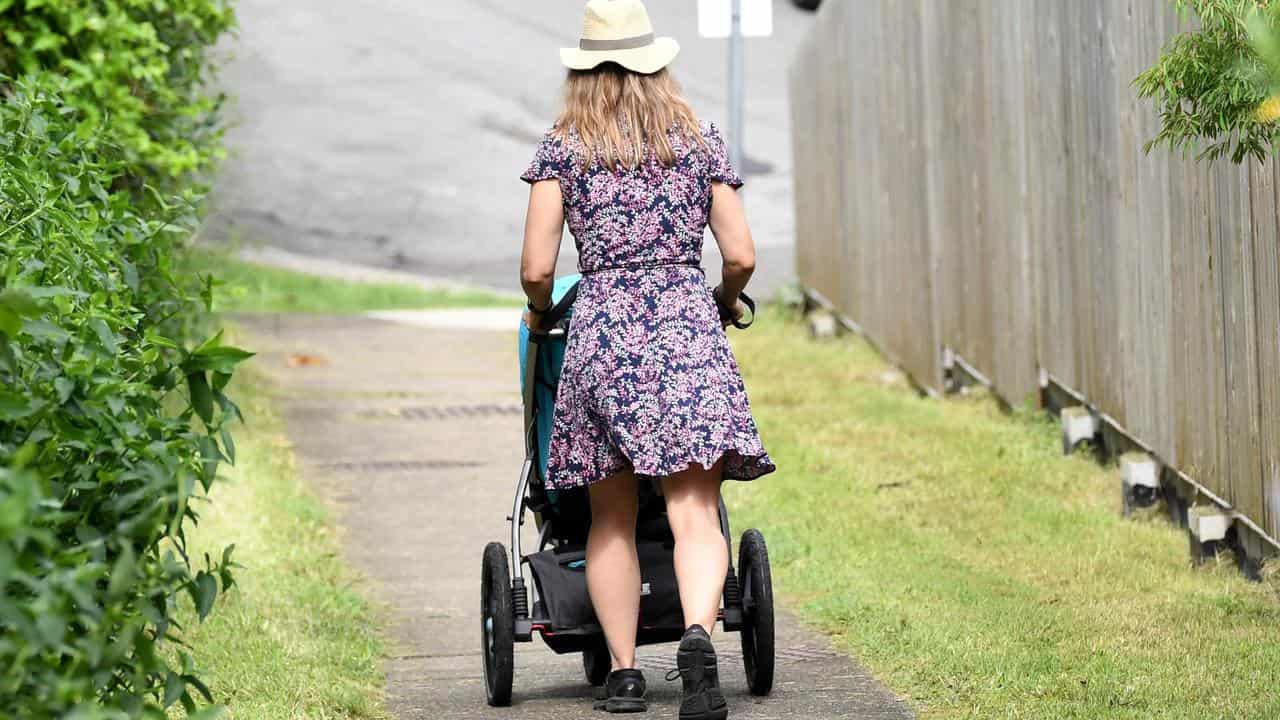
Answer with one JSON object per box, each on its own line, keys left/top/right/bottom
{"left": 791, "top": 0, "right": 1280, "bottom": 549}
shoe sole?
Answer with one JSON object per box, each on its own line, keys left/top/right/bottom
{"left": 678, "top": 698, "right": 728, "bottom": 720}
{"left": 679, "top": 703, "right": 727, "bottom": 720}
{"left": 677, "top": 633, "right": 728, "bottom": 720}
{"left": 593, "top": 697, "right": 648, "bottom": 713}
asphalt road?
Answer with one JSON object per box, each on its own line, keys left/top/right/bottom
{"left": 206, "top": 0, "right": 816, "bottom": 296}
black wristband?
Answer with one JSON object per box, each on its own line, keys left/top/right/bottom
{"left": 527, "top": 299, "right": 552, "bottom": 313}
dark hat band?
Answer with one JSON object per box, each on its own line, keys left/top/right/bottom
{"left": 579, "top": 32, "right": 655, "bottom": 51}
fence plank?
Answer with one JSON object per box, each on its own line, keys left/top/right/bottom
{"left": 1254, "top": 161, "right": 1280, "bottom": 539}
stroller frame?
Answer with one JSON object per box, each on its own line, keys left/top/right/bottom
{"left": 480, "top": 281, "right": 775, "bottom": 707}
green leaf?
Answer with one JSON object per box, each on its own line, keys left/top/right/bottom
{"left": 196, "top": 437, "right": 219, "bottom": 493}
{"left": 164, "top": 671, "right": 185, "bottom": 707}
{"left": 184, "top": 674, "right": 214, "bottom": 703}
{"left": 214, "top": 390, "right": 242, "bottom": 423}
{"left": 22, "top": 319, "right": 69, "bottom": 342}
{"left": 0, "top": 307, "right": 19, "bottom": 338}
{"left": 120, "top": 259, "right": 139, "bottom": 291}
{"left": 0, "top": 334, "right": 15, "bottom": 373}
{"left": 185, "top": 345, "right": 255, "bottom": 373}
{"left": 171, "top": 470, "right": 192, "bottom": 538}
{"left": 74, "top": 116, "right": 96, "bottom": 140}
{"left": 54, "top": 376, "right": 74, "bottom": 403}
{"left": 193, "top": 330, "right": 224, "bottom": 355}
{"left": 36, "top": 613, "right": 63, "bottom": 645}
{"left": 219, "top": 426, "right": 235, "bottom": 464}
{"left": 0, "top": 287, "right": 42, "bottom": 316}
{"left": 193, "top": 571, "right": 218, "bottom": 620}
{"left": 107, "top": 544, "right": 136, "bottom": 599}
{"left": 27, "top": 286, "right": 82, "bottom": 300}
{"left": 201, "top": 274, "right": 214, "bottom": 312}
{"left": 146, "top": 329, "right": 180, "bottom": 349}
{"left": 32, "top": 32, "right": 61, "bottom": 52}
{"left": 88, "top": 317, "right": 118, "bottom": 354}
{"left": 219, "top": 544, "right": 238, "bottom": 590}
{"left": 0, "top": 391, "right": 35, "bottom": 421}
{"left": 187, "top": 372, "right": 213, "bottom": 424}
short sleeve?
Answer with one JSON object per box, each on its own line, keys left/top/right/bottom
{"left": 521, "top": 130, "right": 570, "bottom": 184}
{"left": 704, "top": 122, "right": 743, "bottom": 189}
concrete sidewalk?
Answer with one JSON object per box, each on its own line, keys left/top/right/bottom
{"left": 238, "top": 313, "right": 914, "bottom": 719}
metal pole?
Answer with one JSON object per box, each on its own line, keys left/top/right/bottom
{"left": 728, "top": 0, "right": 744, "bottom": 173}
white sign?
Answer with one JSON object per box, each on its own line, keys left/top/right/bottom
{"left": 697, "top": 0, "right": 773, "bottom": 39}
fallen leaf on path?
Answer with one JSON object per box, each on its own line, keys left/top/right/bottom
{"left": 286, "top": 353, "right": 328, "bottom": 368}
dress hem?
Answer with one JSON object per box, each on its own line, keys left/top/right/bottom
{"left": 546, "top": 446, "right": 776, "bottom": 492}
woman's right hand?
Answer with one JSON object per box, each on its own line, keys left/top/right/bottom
{"left": 713, "top": 285, "right": 746, "bottom": 328}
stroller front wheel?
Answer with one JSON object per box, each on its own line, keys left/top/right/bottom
{"left": 481, "top": 542, "right": 515, "bottom": 706}
{"left": 738, "top": 528, "right": 775, "bottom": 696}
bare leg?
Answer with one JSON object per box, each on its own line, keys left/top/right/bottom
{"left": 586, "top": 468, "right": 640, "bottom": 669}
{"left": 662, "top": 460, "right": 728, "bottom": 632}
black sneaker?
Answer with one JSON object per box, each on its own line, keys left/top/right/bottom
{"left": 593, "top": 668, "right": 648, "bottom": 713}
{"left": 667, "top": 625, "right": 728, "bottom": 720}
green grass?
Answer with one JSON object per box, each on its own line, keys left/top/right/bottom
{"left": 166, "top": 253, "right": 522, "bottom": 717}
{"left": 723, "top": 307, "right": 1280, "bottom": 720}
{"left": 173, "top": 372, "right": 386, "bottom": 719}
{"left": 193, "top": 250, "right": 516, "bottom": 314}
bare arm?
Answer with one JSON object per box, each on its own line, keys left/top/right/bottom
{"left": 707, "top": 181, "right": 756, "bottom": 315}
{"left": 520, "top": 180, "right": 565, "bottom": 327}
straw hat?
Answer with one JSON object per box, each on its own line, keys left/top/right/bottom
{"left": 560, "top": 0, "right": 680, "bottom": 74}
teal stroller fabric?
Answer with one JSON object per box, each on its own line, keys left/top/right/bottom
{"left": 518, "top": 274, "right": 582, "bottom": 493}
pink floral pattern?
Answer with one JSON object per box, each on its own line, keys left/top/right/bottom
{"left": 522, "top": 122, "right": 775, "bottom": 490}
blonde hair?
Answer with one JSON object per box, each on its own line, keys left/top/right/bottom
{"left": 554, "top": 64, "right": 705, "bottom": 171}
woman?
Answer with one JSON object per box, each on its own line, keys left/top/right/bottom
{"left": 519, "top": 1, "right": 774, "bottom": 717}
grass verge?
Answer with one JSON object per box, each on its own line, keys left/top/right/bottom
{"left": 724, "top": 307, "right": 1280, "bottom": 720}
{"left": 192, "top": 250, "right": 516, "bottom": 314}
{"left": 174, "top": 370, "right": 386, "bottom": 719}
{"left": 167, "top": 253, "right": 528, "bottom": 716}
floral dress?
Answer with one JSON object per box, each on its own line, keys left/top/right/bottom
{"left": 521, "top": 121, "right": 775, "bottom": 490}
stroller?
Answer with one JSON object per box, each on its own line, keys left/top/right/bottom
{"left": 480, "top": 274, "right": 775, "bottom": 706}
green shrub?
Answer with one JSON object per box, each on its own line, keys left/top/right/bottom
{"left": 1136, "top": 0, "right": 1280, "bottom": 163}
{"left": 0, "top": 1, "right": 242, "bottom": 717}
{"left": 0, "top": 0, "right": 236, "bottom": 181}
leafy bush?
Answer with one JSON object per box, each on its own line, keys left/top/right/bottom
{"left": 0, "top": 0, "right": 236, "bottom": 180}
{"left": 1136, "top": 0, "right": 1280, "bottom": 163}
{"left": 0, "top": 1, "right": 242, "bottom": 717}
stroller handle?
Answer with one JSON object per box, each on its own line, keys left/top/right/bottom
{"left": 530, "top": 282, "right": 580, "bottom": 337}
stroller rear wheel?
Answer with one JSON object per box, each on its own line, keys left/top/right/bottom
{"left": 481, "top": 542, "right": 515, "bottom": 706}
{"left": 738, "top": 529, "right": 775, "bottom": 696}
{"left": 582, "top": 639, "right": 612, "bottom": 686}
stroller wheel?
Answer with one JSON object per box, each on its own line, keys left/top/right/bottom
{"left": 582, "top": 639, "right": 612, "bottom": 686}
{"left": 481, "top": 542, "right": 515, "bottom": 706}
{"left": 738, "top": 529, "right": 775, "bottom": 696}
